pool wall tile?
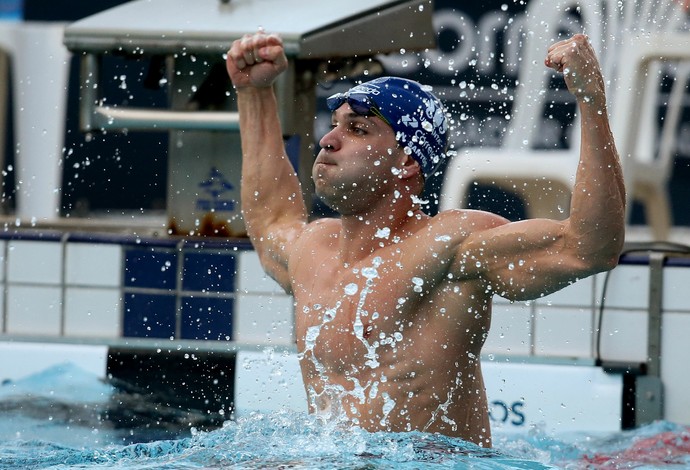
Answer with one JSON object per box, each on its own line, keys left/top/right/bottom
{"left": 538, "top": 276, "right": 595, "bottom": 307}
{"left": 662, "top": 266, "right": 690, "bottom": 312}
{"left": 123, "top": 248, "right": 177, "bottom": 290}
{"left": 594, "top": 266, "right": 649, "bottom": 310}
{"left": 6, "top": 285, "right": 62, "bottom": 335}
{"left": 182, "top": 252, "right": 235, "bottom": 293}
{"left": 0, "top": 240, "right": 6, "bottom": 283}
{"left": 180, "top": 296, "right": 233, "bottom": 340}
{"left": 234, "top": 293, "right": 294, "bottom": 344}
{"left": 7, "top": 240, "right": 62, "bottom": 285}
{"left": 661, "top": 312, "right": 690, "bottom": 425}
{"left": 122, "top": 293, "right": 177, "bottom": 338}
{"left": 237, "top": 251, "right": 284, "bottom": 294}
{"left": 483, "top": 302, "right": 533, "bottom": 356}
{"left": 66, "top": 243, "right": 122, "bottom": 287}
{"left": 597, "top": 309, "right": 649, "bottom": 363}
{"left": 63, "top": 287, "right": 121, "bottom": 338}
{"left": 533, "top": 306, "right": 593, "bottom": 358}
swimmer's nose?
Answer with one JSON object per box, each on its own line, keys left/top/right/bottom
{"left": 319, "top": 127, "right": 340, "bottom": 152}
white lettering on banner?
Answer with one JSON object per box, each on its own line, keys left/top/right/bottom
{"left": 378, "top": 9, "right": 529, "bottom": 78}
{"left": 371, "top": 7, "right": 690, "bottom": 157}
{"left": 427, "top": 10, "right": 477, "bottom": 76}
{"left": 476, "top": 11, "right": 510, "bottom": 75}
{"left": 503, "top": 14, "right": 526, "bottom": 76}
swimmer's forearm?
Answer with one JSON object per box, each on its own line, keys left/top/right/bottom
{"left": 237, "top": 87, "right": 308, "bottom": 233}
{"left": 568, "top": 100, "right": 625, "bottom": 267}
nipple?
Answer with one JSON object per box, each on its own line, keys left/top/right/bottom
{"left": 363, "top": 323, "right": 374, "bottom": 339}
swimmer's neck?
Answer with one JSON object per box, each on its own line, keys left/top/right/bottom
{"left": 337, "top": 207, "right": 427, "bottom": 264}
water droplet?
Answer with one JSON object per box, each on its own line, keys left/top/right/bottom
{"left": 375, "top": 227, "right": 391, "bottom": 239}
{"left": 344, "top": 283, "right": 359, "bottom": 295}
{"left": 362, "top": 267, "right": 379, "bottom": 280}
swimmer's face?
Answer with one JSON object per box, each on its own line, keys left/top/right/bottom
{"left": 313, "top": 103, "right": 406, "bottom": 213}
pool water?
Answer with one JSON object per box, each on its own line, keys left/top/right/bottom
{"left": 1, "top": 363, "right": 689, "bottom": 469}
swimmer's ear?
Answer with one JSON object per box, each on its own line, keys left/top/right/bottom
{"left": 398, "top": 154, "right": 421, "bottom": 180}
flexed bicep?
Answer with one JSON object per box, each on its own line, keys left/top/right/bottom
{"left": 452, "top": 217, "right": 590, "bottom": 301}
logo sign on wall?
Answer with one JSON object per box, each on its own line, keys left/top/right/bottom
{"left": 196, "top": 167, "right": 236, "bottom": 213}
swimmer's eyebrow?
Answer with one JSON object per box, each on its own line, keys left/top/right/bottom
{"left": 330, "top": 110, "right": 385, "bottom": 127}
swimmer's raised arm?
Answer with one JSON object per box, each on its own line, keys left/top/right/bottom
{"left": 449, "top": 34, "right": 625, "bottom": 300}
{"left": 226, "top": 32, "right": 308, "bottom": 292}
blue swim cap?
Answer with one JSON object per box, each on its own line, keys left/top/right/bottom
{"left": 332, "top": 77, "right": 449, "bottom": 178}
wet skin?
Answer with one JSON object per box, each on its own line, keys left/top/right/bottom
{"left": 290, "top": 212, "right": 493, "bottom": 443}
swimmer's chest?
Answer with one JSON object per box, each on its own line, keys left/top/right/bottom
{"left": 292, "top": 251, "right": 428, "bottom": 364}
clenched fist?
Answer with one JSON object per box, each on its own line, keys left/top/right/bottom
{"left": 545, "top": 34, "right": 606, "bottom": 107}
{"left": 226, "top": 30, "right": 288, "bottom": 89}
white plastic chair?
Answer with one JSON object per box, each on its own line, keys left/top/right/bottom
{"left": 439, "top": 0, "right": 689, "bottom": 240}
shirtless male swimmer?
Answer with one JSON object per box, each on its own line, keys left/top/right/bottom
{"left": 225, "top": 31, "right": 625, "bottom": 447}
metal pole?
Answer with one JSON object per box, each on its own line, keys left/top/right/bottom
{"left": 647, "top": 252, "right": 665, "bottom": 377}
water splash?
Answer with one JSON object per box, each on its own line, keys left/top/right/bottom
{"left": 2, "top": 367, "right": 689, "bottom": 468}
{"left": 424, "top": 372, "right": 463, "bottom": 433}
{"left": 0, "top": 410, "right": 566, "bottom": 469}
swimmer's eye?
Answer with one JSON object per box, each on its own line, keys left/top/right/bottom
{"left": 327, "top": 120, "right": 370, "bottom": 136}
{"left": 350, "top": 125, "right": 368, "bottom": 136}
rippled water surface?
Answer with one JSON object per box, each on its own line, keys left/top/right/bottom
{"left": 1, "top": 364, "right": 689, "bottom": 469}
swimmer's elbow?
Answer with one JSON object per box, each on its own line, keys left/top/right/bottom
{"left": 574, "top": 243, "right": 622, "bottom": 277}
{"left": 598, "top": 249, "right": 622, "bottom": 272}
{"left": 566, "top": 222, "right": 624, "bottom": 275}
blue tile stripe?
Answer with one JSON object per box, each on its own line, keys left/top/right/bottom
{"left": 122, "top": 244, "right": 239, "bottom": 340}
{"left": 0, "top": 231, "right": 252, "bottom": 340}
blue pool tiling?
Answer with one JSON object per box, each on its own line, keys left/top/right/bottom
{"left": 120, "top": 246, "right": 237, "bottom": 340}
{"left": 182, "top": 252, "right": 236, "bottom": 293}
{"left": 180, "top": 296, "right": 233, "bottom": 340}
{"left": 124, "top": 248, "right": 178, "bottom": 290}
{"left": 123, "top": 293, "right": 177, "bottom": 338}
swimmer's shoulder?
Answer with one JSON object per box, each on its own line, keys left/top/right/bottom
{"left": 431, "top": 208, "right": 511, "bottom": 238}
{"left": 291, "top": 216, "right": 341, "bottom": 248}
{"left": 306, "top": 216, "right": 341, "bottom": 234}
